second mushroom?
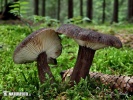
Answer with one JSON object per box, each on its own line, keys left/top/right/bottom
{"left": 56, "top": 24, "right": 122, "bottom": 85}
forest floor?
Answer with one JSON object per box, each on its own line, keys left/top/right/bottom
{"left": 0, "top": 22, "right": 133, "bottom": 99}
{"left": 115, "top": 34, "right": 133, "bottom": 48}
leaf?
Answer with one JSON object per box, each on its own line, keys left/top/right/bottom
{"left": 82, "top": 17, "right": 90, "bottom": 21}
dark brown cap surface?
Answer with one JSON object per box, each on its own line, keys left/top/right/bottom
{"left": 56, "top": 24, "right": 83, "bottom": 37}
{"left": 56, "top": 24, "right": 122, "bottom": 50}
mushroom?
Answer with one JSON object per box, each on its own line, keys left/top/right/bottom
{"left": 56, "top": 24, "right": 122, "bottom": 85}
{"left": 13, "top": 28, "right": 62, "bottom": 83}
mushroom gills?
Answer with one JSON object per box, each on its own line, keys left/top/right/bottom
{"left": 13, "top": 29, "right": 62, "bottom": 64}
{"left": 75, "top": 39, "right": 108, "bottom": 50}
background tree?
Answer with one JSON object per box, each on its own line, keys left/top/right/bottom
{"left": 57, "top": 0, "right": 60, "bottom": 20}
{"left": 0, "top": 0, "right": 3, "bottom": 12}
{"left": 0, "top": 0, "right": 130, "bottom": 23}
{"left": 112, "top": 0, "right": 119, "bottom": 23}
{"left": 80, "top": 0, "right": 83, "bottom": 17}
{"left": 68, "top": 0, "right": 73, "bottom": 19}
{"left": 4, "top": 0, "right": 8, "bottom": 7}
{"left": 86, "top": 0, "right": 93, "bottom": 22}
{"left": 34, "top": 0, "right": 39, "bottom": 15}
{"left": 102, "top": 0, "right": 106, "bottom": 23}
{"left": 128, "top": 0, "right": 133, "bottom": 22}
{"left": 42, "top": 0, "right": 46, "bottom": 16}
{"left": 14, "top": 0, "right": 19, "bottom": 1}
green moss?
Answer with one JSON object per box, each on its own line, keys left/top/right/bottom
{"left": 0, "top": 24, "right": 133, "bottom": 99}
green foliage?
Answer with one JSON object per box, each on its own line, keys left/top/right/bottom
{"left": 9, "top": 1, "right": 29, "bottom": 17}
{"left": 0, "top": 24, "right": 133, "bottom": 99}
{"left": 0, "top": 0, "right": 130, "bottom": 23}
{"left": 65, "top": 16, "right": 90, "bottom": 24}
{"left": 92, "top": 47, "right": 133, "bottom": 75}
{"left": 31, "top": 15, "right": 60, "bottom": 27}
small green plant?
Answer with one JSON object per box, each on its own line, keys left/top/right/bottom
{"left": 31, "top": 15, "right": 60, "bottom": 27}
{"left": 9, "top": 1, "right": 29, "bottom": 17}
{"left": 9, "top": 1, "right": 33, "bottom": 31}
{"left": 65, "top": 16, "right": 90, "bottom": 24}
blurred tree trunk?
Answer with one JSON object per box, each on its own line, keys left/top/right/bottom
{"left": 0, "top": 0, "right": 3, "bottom": 12}
{"left": 34, "top": 0, "right": 39, "bottom": 15}
{"left": 42, "top": 0, "right": 46, "bottom": 16}
{"left": 68, "top": 0, "right": 73, "bottom": 19}
{"left": 4, "top": 0, "right": 8, "bottom": 7}
{"left": 119, "top": 0, "right": 124, "bottom": 5}
{"left": 128, "top": 0, "right": 133, "bottom": 22}
{"left": 102, "top": 0, "right": 106, "bottom": 23}
{"left": 86, "top": 0, "right": 93, "bottom": 22}
{"left": 112, "top": 0, "right": 119, "bottom": 23}
{"left": 57, "top": 0, "right": 60, "bottom": 20}
{"left": 80, "top": 0, "right": 83, "bottom": 17}
{"left": 13, "top": 0, "right": 19, "bottom": 2}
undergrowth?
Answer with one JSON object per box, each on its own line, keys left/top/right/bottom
{"left": 0, "top": 24, "right": 133, "bottom": 99}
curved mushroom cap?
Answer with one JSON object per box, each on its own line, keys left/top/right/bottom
{"left": 13, "top": 28, "right": 62, "bottom": 64}
{"left": 56, "top": 24, "right": 122, "bottom": 50}
{"left": 56, "top": 24, "right": 83, "bottom": 36}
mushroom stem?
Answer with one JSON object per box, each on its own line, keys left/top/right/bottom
{"left": 70, "top": 46, "right": 95, "bottom": 85}
{"left": 37, "top": 52, "right": 54, "bottom": 84}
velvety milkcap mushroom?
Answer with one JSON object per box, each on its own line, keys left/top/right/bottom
{"left": 56, "top": 24, "right": 122, "bottom": 85}
{"left": 13, "top": 28, "right": 62, "bottom": 83}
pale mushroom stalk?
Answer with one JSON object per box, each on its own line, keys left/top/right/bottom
{"left": 37, "top": 52, "right": 54, "bottom": 83}
{"left": 70, "top": 46, "right": 95, "bottom": 83}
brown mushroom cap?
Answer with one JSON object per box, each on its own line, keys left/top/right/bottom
{"left": 56, "top": 24, "right": 83, "bottom": 36}
{"left": 13, "top": 28, "right": 62, "bottom": 64}
{"left": 56, "top": 24, "right": 122, "bottom": 50}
